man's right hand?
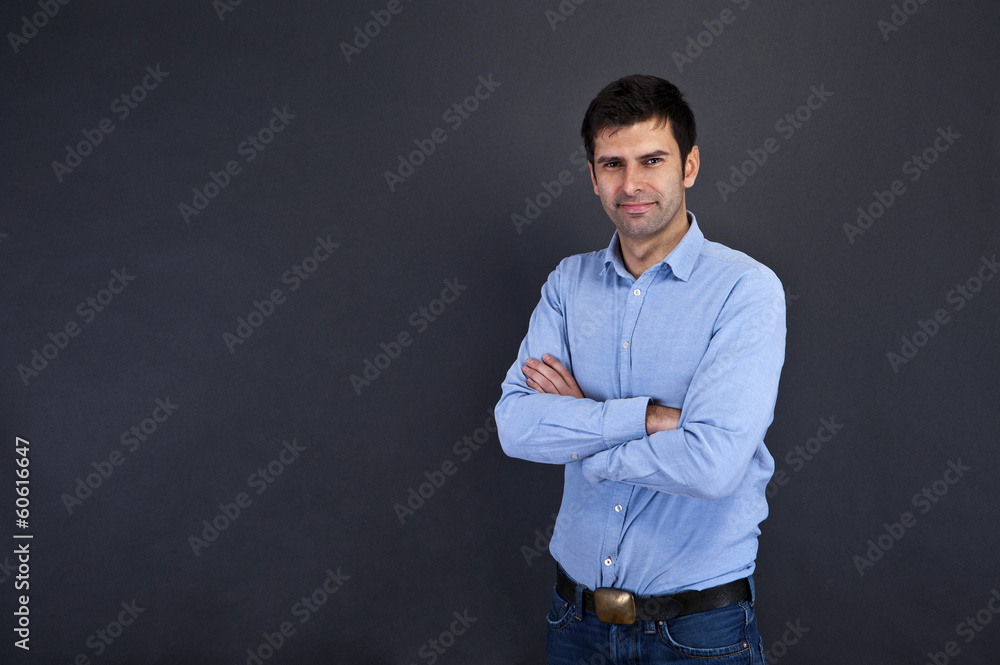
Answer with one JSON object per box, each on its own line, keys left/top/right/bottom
{"left": 646, "top": 404, "right": 681, "bottom": 435}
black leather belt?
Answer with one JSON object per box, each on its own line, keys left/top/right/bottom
{"left": 556, "top": 566, "right": 751, "bottom": 625}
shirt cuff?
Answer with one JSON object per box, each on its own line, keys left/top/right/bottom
{"left": 601, "top": 396, "right": 650, "bottom": 449}
{"left": 581, "top": 454, "right": 604, "bottom": 483}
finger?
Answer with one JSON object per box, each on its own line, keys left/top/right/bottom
{"left": 540, "top": 355, "right": 583, "bottom": 398}
{"left": 541, "top": 354, "right": 578, "bottom": 389}
{"left": 526, "top": 357, "right": 568, "bottom": 393}
{"left": 522, "top": 362, "right": 559, "bottom": 394}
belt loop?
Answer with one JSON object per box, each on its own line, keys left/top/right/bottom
{"left": 747, "top": 574, "right": 756, "bottom": 602}
{"left": 574, "top": 583, "right": 584, "bottom": 621}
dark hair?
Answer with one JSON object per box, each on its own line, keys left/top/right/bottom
{"left": 580, "top": 74, "right": 696, "bottom": 169}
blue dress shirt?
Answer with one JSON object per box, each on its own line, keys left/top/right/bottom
{"left": 496, "top": 213, "right": 785, "bottom": 596}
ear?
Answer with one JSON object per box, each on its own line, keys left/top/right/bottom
{"left": 589, "top": 162, "right": 599, "bottom": 195}
{"left": 683, "top": 145, "right": 700, "bottom": 188}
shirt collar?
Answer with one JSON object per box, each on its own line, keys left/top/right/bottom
{"left": 600, "top": 211, "right": 705, "bottom": 282}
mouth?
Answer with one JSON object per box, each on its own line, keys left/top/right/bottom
{"left": 618, "top": 201, "right": 655, "bottom": 214}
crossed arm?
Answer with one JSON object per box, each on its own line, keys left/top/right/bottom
{"left": 498, "top": 264, "right": 785, "bottom": 499}
{"left": 521, "top": 354, "right": 681, "bottom": 436}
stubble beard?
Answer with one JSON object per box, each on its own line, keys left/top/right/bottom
{"left": 608, "top": 193, "right": 684, "bottom": 242}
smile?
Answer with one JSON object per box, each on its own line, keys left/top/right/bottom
{"left": 618, "top": 201, "right": 655, "bottom": 214}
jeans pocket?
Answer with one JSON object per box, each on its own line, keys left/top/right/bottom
{"left": 546, "top": 586, "right": 574, "bottom": 631}
{"left": 655, "top": 601, "right": 754, "bottom": 659}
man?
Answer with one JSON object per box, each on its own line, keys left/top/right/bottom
{"left": 495, "top": 75, "right": 785, "bottom": 664}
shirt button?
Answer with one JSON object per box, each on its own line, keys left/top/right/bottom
{"left": 604, "top": 557, "right": 612, "bottom": 566}
{"left": 615, "top": 504, "right": 623, "bottom": 512}
{"left": 622, "top": 342, "right": 630, "bottom": 349}
{"left": 633, "top": 288, "right": 641, "bottom": 296}
{"left": 571, "top": 453, "right": 578, "bottom": 459}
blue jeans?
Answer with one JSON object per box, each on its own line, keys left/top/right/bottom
{"left": 546, "top": 578, "right": 765, "bottom": 664}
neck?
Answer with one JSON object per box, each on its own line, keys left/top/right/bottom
{"left": 619, "top": 215, "right": 690, "bottom": 279}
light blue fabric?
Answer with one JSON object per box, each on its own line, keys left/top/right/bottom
{"left": 496, "top": 213, "right": 786, "bottom": 596}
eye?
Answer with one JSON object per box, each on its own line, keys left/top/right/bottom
{"left": 646, "top": 157, "right": 662, "bottom": 165}
{"left": 602, "top": 161, "right": 621, "bottom": 169}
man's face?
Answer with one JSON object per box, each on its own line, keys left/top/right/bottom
{"left": 589, "top": 117, "right": 699, "bottom": 243}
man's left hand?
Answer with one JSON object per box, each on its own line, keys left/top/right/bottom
{"left": 522, "top": 354, "right": 585, "bottom": 399}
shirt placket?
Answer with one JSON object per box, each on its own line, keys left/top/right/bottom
{"left": 599, "top": 273, "right": 649, "bottom": 587}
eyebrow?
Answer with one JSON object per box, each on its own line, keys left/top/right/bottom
{"left": 595, "top": 150, "right": 670, "bottom": 164}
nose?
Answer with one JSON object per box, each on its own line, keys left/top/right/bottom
{"left": 622, "top": 163, "right": 642, "bottom": 195}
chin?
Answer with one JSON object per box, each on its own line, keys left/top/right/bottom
{"left": 615, "top": 223, "right": 659, "bottom": 240}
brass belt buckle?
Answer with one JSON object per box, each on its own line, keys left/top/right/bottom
{"left": 593, "top": 587, "right": 636, "bottom": 625}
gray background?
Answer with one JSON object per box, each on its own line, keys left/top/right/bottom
{"left": 2, "top": 0, "right": 999, "bottom": 663}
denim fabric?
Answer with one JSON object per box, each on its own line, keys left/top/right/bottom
{"left": 546, "top": 578, "right": 765, "bottom": 664}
